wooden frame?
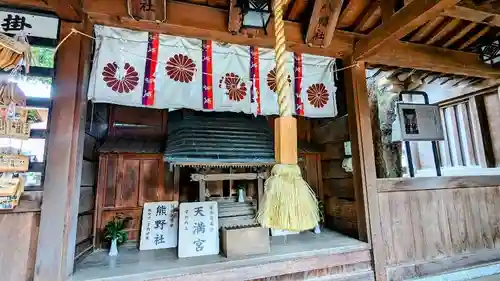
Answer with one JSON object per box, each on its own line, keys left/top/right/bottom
{"left": 191, "top": 172, "right": 266, "bottom": 203}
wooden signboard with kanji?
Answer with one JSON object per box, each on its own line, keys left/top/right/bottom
{"left": 127, "top": 0, "right": 166, "bottom": 22}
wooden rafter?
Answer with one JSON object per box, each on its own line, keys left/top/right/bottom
{"left": 362, "top": 40, "right": 500, "bottom": 78}
{"left": 442, "top": 21, "right": 477, "bottom": 48}
{"left": 442, "top": 5, "right": 500, "bottom": 27}
{"left": 305, "top": 0, "right": 344, "bottom": 47}
{"left": 0, "top": 0, "right": 82, "bottom": 21}
{"left": 409, "top": 16, "right": 445, "bottom": 42}
{"left": 458, "top": 25, "right": 491, "bottom": 50}
{"left": 353, "top": 2, "right": 380, "bottom": 33}
{"left": 353, "top": 0, "right": 459, "bottom": 60}
{"left": 425, "top": 18, "right": 460, "bottom": 45}
{"left": 84, "top": 0, "right": 354, "bottom": 58}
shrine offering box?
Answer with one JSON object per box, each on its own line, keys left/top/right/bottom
{"left": 221, "top": 225, "right": 270, "bottom": 258}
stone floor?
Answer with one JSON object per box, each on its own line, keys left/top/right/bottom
{"left": 71, "top": 229, "right": 369, "bottom": 281}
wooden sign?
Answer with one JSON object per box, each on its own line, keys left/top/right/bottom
{"left": 127, "top": 0, "right": 167, "bottom": 23}
{"left": 0, "top": 7, "right": 59, "bottom": 39}
{"left": 178, "top": 202, "right": 219, "bottom": 258}
{"left": 139, "top": 201, "right": 179, "bottom": 250}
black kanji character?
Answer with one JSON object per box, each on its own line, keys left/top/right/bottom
{"left": 1, "top": 14, "right": 32, "bottom": 32}
{"left": 193, "top": 238, "right": 205, "bottom": 252}
{"left": 154, "top": 234, "right": 165, "bottom": 245}
{"left": 193, "top": 221, "right": 206, "bottom": 234}
{"left": 154, "top": 219, "right": 167, "bottom": 230}
{"left": 194, "top": 206, "right": 205, "bottom": 216}
{"left": 156, "top": 205, "right": 167, "bottom": 216}
{"left": 140, "top": 0, "right": 155, "bottom": 12}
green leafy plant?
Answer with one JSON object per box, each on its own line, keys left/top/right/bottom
{"left": 103, "top": 215, "right": 130, "bottom": 245}
{"left": 318, "top": 200, "right": 325, "bottom": 226}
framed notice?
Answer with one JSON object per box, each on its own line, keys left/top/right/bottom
{"left": 0, "top": 7, "right": 59, "bottom": 39}
{"left": 139, "top": 201, "right": 179, "bottom": 250}
{"left": 178, "top": 202, "right": 219, "bottom": 258}
{"left": 392, "top": 103, "right": 444, "bottom": 141}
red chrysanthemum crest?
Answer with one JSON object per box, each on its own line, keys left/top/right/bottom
{"left": 102, "top": 62, "right": 139, "bottom": 94}
{"left": 307, "top": 83, "right": 329, "bottom": 108}
{"left": 219, "top": 73, "right": 247, "bottom": 102}
{"left": 266, "top": 67, "right": 291, "bottom": 93}
{"left": 165, "top": 54, "right": 196, "bottom": 83}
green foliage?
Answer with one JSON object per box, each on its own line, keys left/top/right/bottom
{"left": 30, "top": 47, "right": 54, "bottom": 68}
{"left": 104, "top": 215, "right": 130, "bottom": 245}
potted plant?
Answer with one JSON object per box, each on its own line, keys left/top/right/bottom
{"left": 104, "top": 215, "right": 130, "bottom": 256}
{"left": 314, "top": 200, "right": 325, "bottom": 234}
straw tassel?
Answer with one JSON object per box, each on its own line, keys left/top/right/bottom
{"left": 256, "top": 0, "right": 319, "bottom": 231}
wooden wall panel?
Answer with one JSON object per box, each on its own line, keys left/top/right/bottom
{"left": 116, "top": 158, "right": 140, "bottom": 207}
{"left": 376, "top": 178, "right": 500, "bottom": 280}
{"left": 78, "top": 186, "right": 95, "bottom": 214}
{"left": 0, "top": 212, "right": 40, "bottom": 281}
{"left": 139, "top": 159, "right": 165, "bottom": 204}
{"left": 95, "top": 154, "right": 166, "bottom": 246}
{"left": 108, "top": 105, "right": 168, "bottom": 139}
{"left": 104, "top": 155, "right": 118, "bottom": 207}
{"left": 311, "top": 116, "right": 357, "bottom": 237}
{"left": 483, "top": 93, "right": 500, "bottom": 166}
{"left": 76, "top": 214, "right": 93, "bottom": 244}
{"left": 81, "top": 160, "right": 96, "bottom": 187}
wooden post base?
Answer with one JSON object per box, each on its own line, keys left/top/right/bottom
{"left": 274, "top": 116, "right": 298, "bottom": 164}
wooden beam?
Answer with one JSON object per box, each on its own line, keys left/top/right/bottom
{"left": 34, "top": 19, "right": 92, "bottom": 281}
{"left": 353, "top": 0, "right": 459, "bottom": 60}
{"left": 305, "top": 0, "right": 344, "bottom": 47}
{"left": 0, "top": 0, "right": 82, "bottom": 21}
{"left": 227, "top": 0, "right": 242, "bottom": 34}
{"left": 49, "top": 0, "right": 82, "bottom": 22}
{"left": 442, "top": 5, "right": 500, "bottom": 27}
{"left": 344, "top": 58, "right": 382, "bottom": 278}
{"left": 380, "top": 0, "right": 396, "bottom": 23}
{"left": 362, "top": 40, "right": 500, "bottom": 78}
{"left": 287, "top": 0, "right": 308, "bottom": 21}
{"left": 84, "top": 0, "right": 354, "bottom": 58}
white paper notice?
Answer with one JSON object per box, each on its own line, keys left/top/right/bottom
{"left": 139, "top": 201, "right": 179, "bottom": 250}
{"left": 178, "top": 202, "right": 219, "bottom": 258}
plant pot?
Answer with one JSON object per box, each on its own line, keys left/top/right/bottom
{"left": 313, "top": 225, "right": 321, "bottom": 234}
{"left": 109, "top": 238, "right": 118, "bottom": 256}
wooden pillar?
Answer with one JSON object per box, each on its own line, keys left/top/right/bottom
{"left": 344, "top": 58, "right": 385, "bottom": 281}
{"left": 34, "top": 20, "right": 92, "bottom": 281}
{"left": 199, "top": 180, "right": 206, "bottom": 202}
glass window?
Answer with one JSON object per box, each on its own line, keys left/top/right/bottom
{"left": 10, "top": 76, "right": 52, "bottom": 98}
{"left": 0, "top": 138, "right": 46, "bottom": 162}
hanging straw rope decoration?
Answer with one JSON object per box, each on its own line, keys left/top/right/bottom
{"left": 256, "top": 0, "right": 319, "bottom": 232}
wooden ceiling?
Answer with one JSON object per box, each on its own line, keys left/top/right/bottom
{"left": 3, "top": 0, "right": 500, "bottom": 80}
{"left": 179, "top": 0, "right": 500, "bottom": 52}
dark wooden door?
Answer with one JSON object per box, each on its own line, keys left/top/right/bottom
{"left": 95, "top": 153, "right": 167, "bottom": 246}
